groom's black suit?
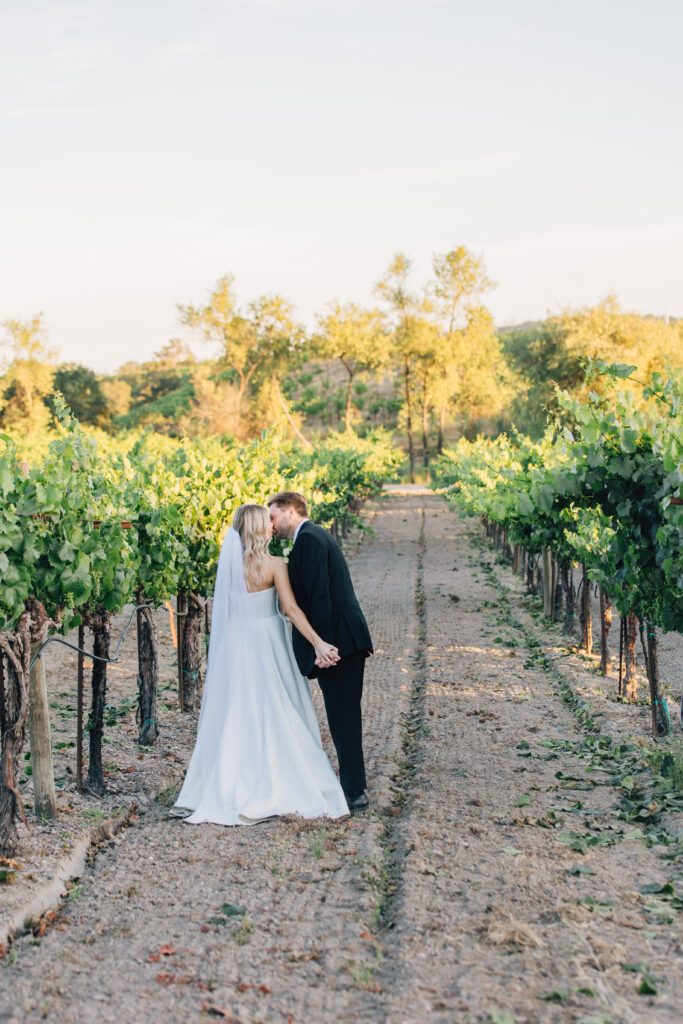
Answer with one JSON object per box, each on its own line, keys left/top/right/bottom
{"left": 287, "top": 521, "right": 372, "bottom": 799}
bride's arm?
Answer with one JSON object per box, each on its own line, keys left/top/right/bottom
{"left": 271, "top": 559, "right": 340, "bottom": 667}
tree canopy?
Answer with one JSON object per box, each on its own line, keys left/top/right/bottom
{"left": 1, "top": 264, "right": 680, "bottom": 466}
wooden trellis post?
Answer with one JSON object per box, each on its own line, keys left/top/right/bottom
{"left": 76, "top": 623, "right": 85, "bottom": 793}
{"left": 177, "top": 593, "right": 186, "bottom": 710}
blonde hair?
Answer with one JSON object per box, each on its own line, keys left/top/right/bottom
{"left": 232, "top": 504, "right": 270, "bottom": 587}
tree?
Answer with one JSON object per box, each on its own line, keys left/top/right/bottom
{"left": 314, "top": 302, "right": 391, "bottom": 430}
{"left": 101, "top": 342, "right": 198, "bottom": 434}
{"left": 431, "top": 246, "right": 494, "bottom": 332}
{"left": 434, "top": 306, "right": 512, "bottom": 438}
{"left": 429, "top": 246, "right": 495, "bottom": 448}
{"left": 0, "top": 314, "right": 58, "bottom": 434}
{"left": 501, "top": 298, "right": 683, "bottom": 436}
{"left": 181, "top": 363, "right": 242, "bottom": 438}
{"left": 127, "top": 343, "right": 194, "bottom": 406}
{"left": 154, "top": 338, "right": 195, "bottom": 365}
{"left": 500, "top": 320, "right": 583, "bottom": 436}
{"left": 51, "top": 364, "right": 111, "bottom": 428}
{"left": 178, "top": 276, "right": 304, "bottom": 435}
{"left": 99, "top": 377, "right": 133, "bottom": 418}
{"left": 405, "top": 316, "right": 440, "bottom": 473}
{"left": 554, "top": 296, "right": 683, "bottom": 382}
{"left": 375, "top": 254, "right": 422, "bottom": 481}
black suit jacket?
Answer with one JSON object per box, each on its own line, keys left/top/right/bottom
{"left": 287, "top": 521, "right": 372, "bottom": 678}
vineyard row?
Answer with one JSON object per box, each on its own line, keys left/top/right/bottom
{"left": 430, "top": 365, "right": 683, "bottom": 740}
{"left": 0, "top": 402, "right": 403, "bottom": 854}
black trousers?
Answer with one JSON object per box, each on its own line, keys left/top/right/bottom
{"left": 316, "top": 650, "right": 367, "bottom": 799}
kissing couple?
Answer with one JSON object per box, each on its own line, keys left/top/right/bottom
{"left": 172, "top": 491, "right": 373, "bottom": 824}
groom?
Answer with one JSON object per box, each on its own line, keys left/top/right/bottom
{"left": 267, "top": 491, "right": 372, "bottom": 811}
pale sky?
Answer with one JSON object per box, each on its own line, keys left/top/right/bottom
{"left": 1, "top": 0, "right": 681, "bottom": 372}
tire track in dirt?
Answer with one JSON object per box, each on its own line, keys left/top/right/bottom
{"left": 368, "top": 504, "right": 429, "bottom": 938}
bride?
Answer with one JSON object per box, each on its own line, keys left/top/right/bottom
{"left": 172, "top": 504, "right": 349, "bottom": 825}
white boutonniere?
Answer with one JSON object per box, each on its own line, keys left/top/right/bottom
{"left": 282, "top": 543, "right": 293, "bottom": 564}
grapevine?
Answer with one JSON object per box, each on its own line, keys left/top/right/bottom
{"left": 0, "top": 410, "right": 403, "bottom": 853}
{"left": 432, "top": 366, "right": 683, "bottom": 739}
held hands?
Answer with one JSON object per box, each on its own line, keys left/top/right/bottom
{"left": 314, "top": 641, "right": 340, "bottom": 669}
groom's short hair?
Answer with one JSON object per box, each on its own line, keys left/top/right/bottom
{"left": 267, "top": 491, "right": 308, "bottom": 517}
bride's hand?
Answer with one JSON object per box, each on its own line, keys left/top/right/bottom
{"left": 314, "top": 641, "right": 340, "bottom": 669}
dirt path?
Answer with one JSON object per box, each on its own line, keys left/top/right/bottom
{"left": 1, "top": 493, "right": 681, "bottom": 1024}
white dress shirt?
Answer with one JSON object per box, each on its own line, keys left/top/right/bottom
{"left": 292, "top": 518, "right": 309, "bottom": 545}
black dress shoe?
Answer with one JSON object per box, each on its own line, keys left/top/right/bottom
{"left": 346, "top": 792, "right": 369, "bottom": 811}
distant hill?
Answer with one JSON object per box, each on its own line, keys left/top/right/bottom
{"left": 496, "top": 313, "right": 680, "bottom": 336}
{"left": 495, "top": 321, "right": 542, "bottom": 335}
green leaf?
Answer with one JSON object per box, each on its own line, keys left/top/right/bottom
{"left": 620, "top": 428, "right": 639, "bottom": 453}
{"left": 614, "top": 455, "right": 635, "bottom": 478}
{"left": 517, "top": 493, "right": 534, "bottom": 517}
{"left": 0, "top": 464, "right": 13, "bottom": 497}
{"left": 488, "top": 1010, "right": 516, "bottom": 1024}
{"left": 609, "top": 362, "right": 638, "bottom": 379}
{"left": 539, "top": 990, "right": 570, "bottom": 1002}
{"left": 535, "top": 483, "right": 555, "bottom": 513}
{"left": 578, "top": 897, "right": 613, "bottom": 911}
{"left": 637, "top": 977, "right": 658, "bottom": 996}
{"left": 639, "top": 882, "right": 674, "bottom": 896}
{"left": 515, "top": 794, "right": 531, "bottom": 807}
{"left": 58, "top": 540, "right": 75, "bottom": 563}
{"left": 582, "top": 420, "right": 599, "bottom": 445}
{"left": 219, "top": 902, "right": 246, "bottom": 917}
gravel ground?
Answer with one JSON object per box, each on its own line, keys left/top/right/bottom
{"left": 1, "top": 491, "right": 682, "bottom": 1024}
{"left": 0, "top": 600, "right": 199, "bottom": 935}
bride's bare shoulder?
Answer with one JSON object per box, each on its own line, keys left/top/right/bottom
{"left": 268, "top": 555, "right": 290, "bottom": 578}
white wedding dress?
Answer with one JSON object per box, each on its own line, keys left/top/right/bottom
{"left": 174, "top": 530, "right": 348, "bottom": 826}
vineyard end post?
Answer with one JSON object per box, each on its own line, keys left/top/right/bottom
{"left": 542, "top": 547, "right": 553, "bottom": 618}
{"left": 76, "top": 624, "right": 84, "bottom": 793}
{"left": 0, "top": 654, "right": 5, "bottom": 739}
{"left": 618, "top": 616, "right": 624, "bottom": 698}
{"left": 580, "top": 565, "right": 593, "bottom": 654}
{"left": 27, "top": 643, "right": 57, "bottom": 819}
{"left": 177, "top": 593, "right": 185, "bottom": 711}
